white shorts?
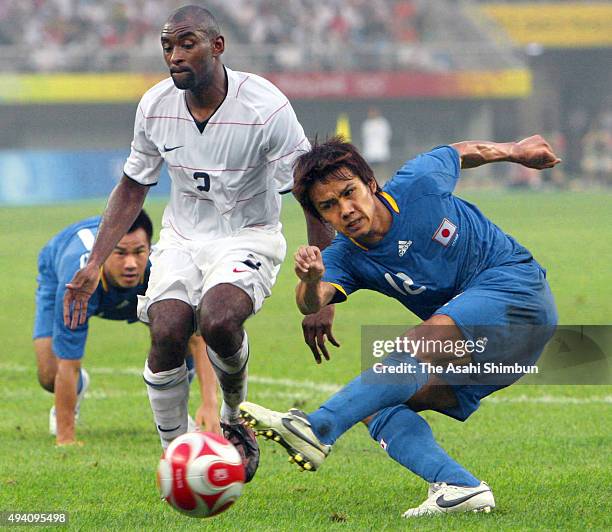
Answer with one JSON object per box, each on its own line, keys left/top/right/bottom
{"left": 138, "top": 226, "right": 287, "bottom": 323}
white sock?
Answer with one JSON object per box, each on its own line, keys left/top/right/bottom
{"left": 143, "top": 361, "right": 190, "bottom": 449}
{"left": 207, "top": 331, "right": 249, "bottom": 424}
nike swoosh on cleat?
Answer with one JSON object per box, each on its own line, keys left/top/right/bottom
{"left": 157, "top": 424, "right": 181, "bottom": 433}
{"left": 163, "top": 145, "right": 183, "bottom": 152}
{"left": 281, "top": 417, "right": 327, "bottom": 453}
{"left": 436, "top": 490, "right": 489, "bottom": 508}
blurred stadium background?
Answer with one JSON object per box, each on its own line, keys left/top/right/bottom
{"left": 0, "top": 0, "right": 611, "bottom": 205}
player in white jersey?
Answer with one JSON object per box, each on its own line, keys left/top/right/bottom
{"left": 63, "top": 6, "right": 334, "bottom": 482}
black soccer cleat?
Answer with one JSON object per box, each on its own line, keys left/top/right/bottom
{"left": 221, "top": 419, "right": 260, "bottom": 483}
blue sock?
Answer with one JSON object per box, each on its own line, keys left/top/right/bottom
{"left": 76, "top": 369, "right": 84, "bottom": 395}
{"left": 307, "top": 353, "right": 428, "bottom": 445}
{"left": 368, "top": 405, "right": 480, "bottom": 487}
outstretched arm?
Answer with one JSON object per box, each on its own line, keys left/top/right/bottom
{"left": 295, "top": 245, "right": 337, "bottom": 315}
{"left": 295, "top": 246, "right": 338, "bottom": 366}
{"left": 63, "top": 175, "right": 149, "bottom": 328}
{"left": 451, "top": 135, "right": 561, "bottom": 170}
{"left": 191, "top": 335, "right": 221, "bottom": 435}
{"left": 301, "top": 212, "right": 340, "bottom": 362}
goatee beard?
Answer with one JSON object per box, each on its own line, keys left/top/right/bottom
{"left": 171, "top": 72, "right": 195, "bottom": 90}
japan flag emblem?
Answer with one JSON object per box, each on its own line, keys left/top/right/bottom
{"left": 432, "top": 218, "right": 457, "bottom": 246}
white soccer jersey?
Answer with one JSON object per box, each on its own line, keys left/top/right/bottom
{"left": 124, "top": 67, "right": 309, "bottom": 241}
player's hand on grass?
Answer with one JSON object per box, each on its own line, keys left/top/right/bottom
{"left": 63, "top": 263, "right": 101, "bottom": 329}
{"left": 302, "top": 304, "right": 340, "bottom": 364}
{"left": 294, "top": 245, "right": 325, "bottom": 283}
{"left": 512, "top": 135, "right": 562, "bottom": 170}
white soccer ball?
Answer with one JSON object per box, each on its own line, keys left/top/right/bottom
{"left": 157, "top": 431, "right": 245, "bottom": 518}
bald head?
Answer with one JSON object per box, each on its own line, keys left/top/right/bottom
{"left": 165, "top": 5, "right": 220, "bottom": 38}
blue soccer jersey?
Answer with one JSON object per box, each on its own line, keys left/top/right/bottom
{"left": 33, "top": 216, "right": 150, "bottom": 360}
{"left": 321, "top": 145, "right": 537, "bottom": 320}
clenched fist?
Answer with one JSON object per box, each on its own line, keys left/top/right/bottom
{"left": 511, "top": 135, "right": 562, "bottom": 170}
{"left": 294, "top": 245, "right": 325, "bottom": 283}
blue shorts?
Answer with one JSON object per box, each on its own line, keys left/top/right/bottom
{"left": 33, "top": 244, "right": 57, "bottom": 340}
{"left": 433, "top": 260, "right": 558, "bottom": 421}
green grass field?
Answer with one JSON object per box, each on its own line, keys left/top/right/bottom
{"left": 1, "top": 191, "right": 611, "bottom": 530}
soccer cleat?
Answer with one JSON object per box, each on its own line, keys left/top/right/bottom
{"left": 221, "top": 419, "right": 260, "bottom": 483}
{"left": 239, "top": 402, "right": 331, "bottom": 472}
{"left": 49, "top": 368, "right": 90, "bottom": 436}
{"left": 402, "top": 481, "right": 495, "bottom": 518}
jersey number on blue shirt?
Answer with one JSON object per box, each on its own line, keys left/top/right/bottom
{"left": 384, "top": 272, "right": 427, "bottom": 296}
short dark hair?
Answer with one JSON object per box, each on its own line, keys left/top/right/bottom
{"left": 292, "top": 136, "right": 380, "bottom": 220}
{"left": 128, "top": 210, "right": 153, "bottom": 244}
{"left": 166, "top": 5, "right": 220, "bottom": 38}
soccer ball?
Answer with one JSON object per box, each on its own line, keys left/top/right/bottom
{"left": 157, "top": 432, "right": 245, "bottom": 518}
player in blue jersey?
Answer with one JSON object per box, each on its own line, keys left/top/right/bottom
{"left": 34, "top": 211, "right": 219, "bottom": 446}
{"left": 240, "top": 135, "right": 561, "bottom": 517}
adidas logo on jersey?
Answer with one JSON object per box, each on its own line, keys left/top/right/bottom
{"left": 398, "top": 240, "right": 413, "bottom": 256}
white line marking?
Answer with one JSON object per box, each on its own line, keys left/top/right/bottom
{"left": 485, "top": 394, "right": 612, "bottom": 405}
{"left": 2, "top": 364, "right": 610, "bottom": 404}
{"left": 3, "top": 389, "right": 315, "bottom": 402}
{"left": 248, "top": 375, "right": 340, "bottom": 394}
{"left": 0, "top": 363, "right": 341, "bottom": 392}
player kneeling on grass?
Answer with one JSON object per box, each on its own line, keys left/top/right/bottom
{"left": 34, "top": 211, "right": 219, "bottom": 446}
{"left": 240, "top": 135, "right": 560, "bottom": 517}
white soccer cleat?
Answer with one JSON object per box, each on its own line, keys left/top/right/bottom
{"left": 49, "top": 368, "right": 90, "bottom": 436}
{"left": 402, "top": 481, "right": 495, "bottom": 518}
{"left": 239, "top": 402, "right": 331, "bottom": 472}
